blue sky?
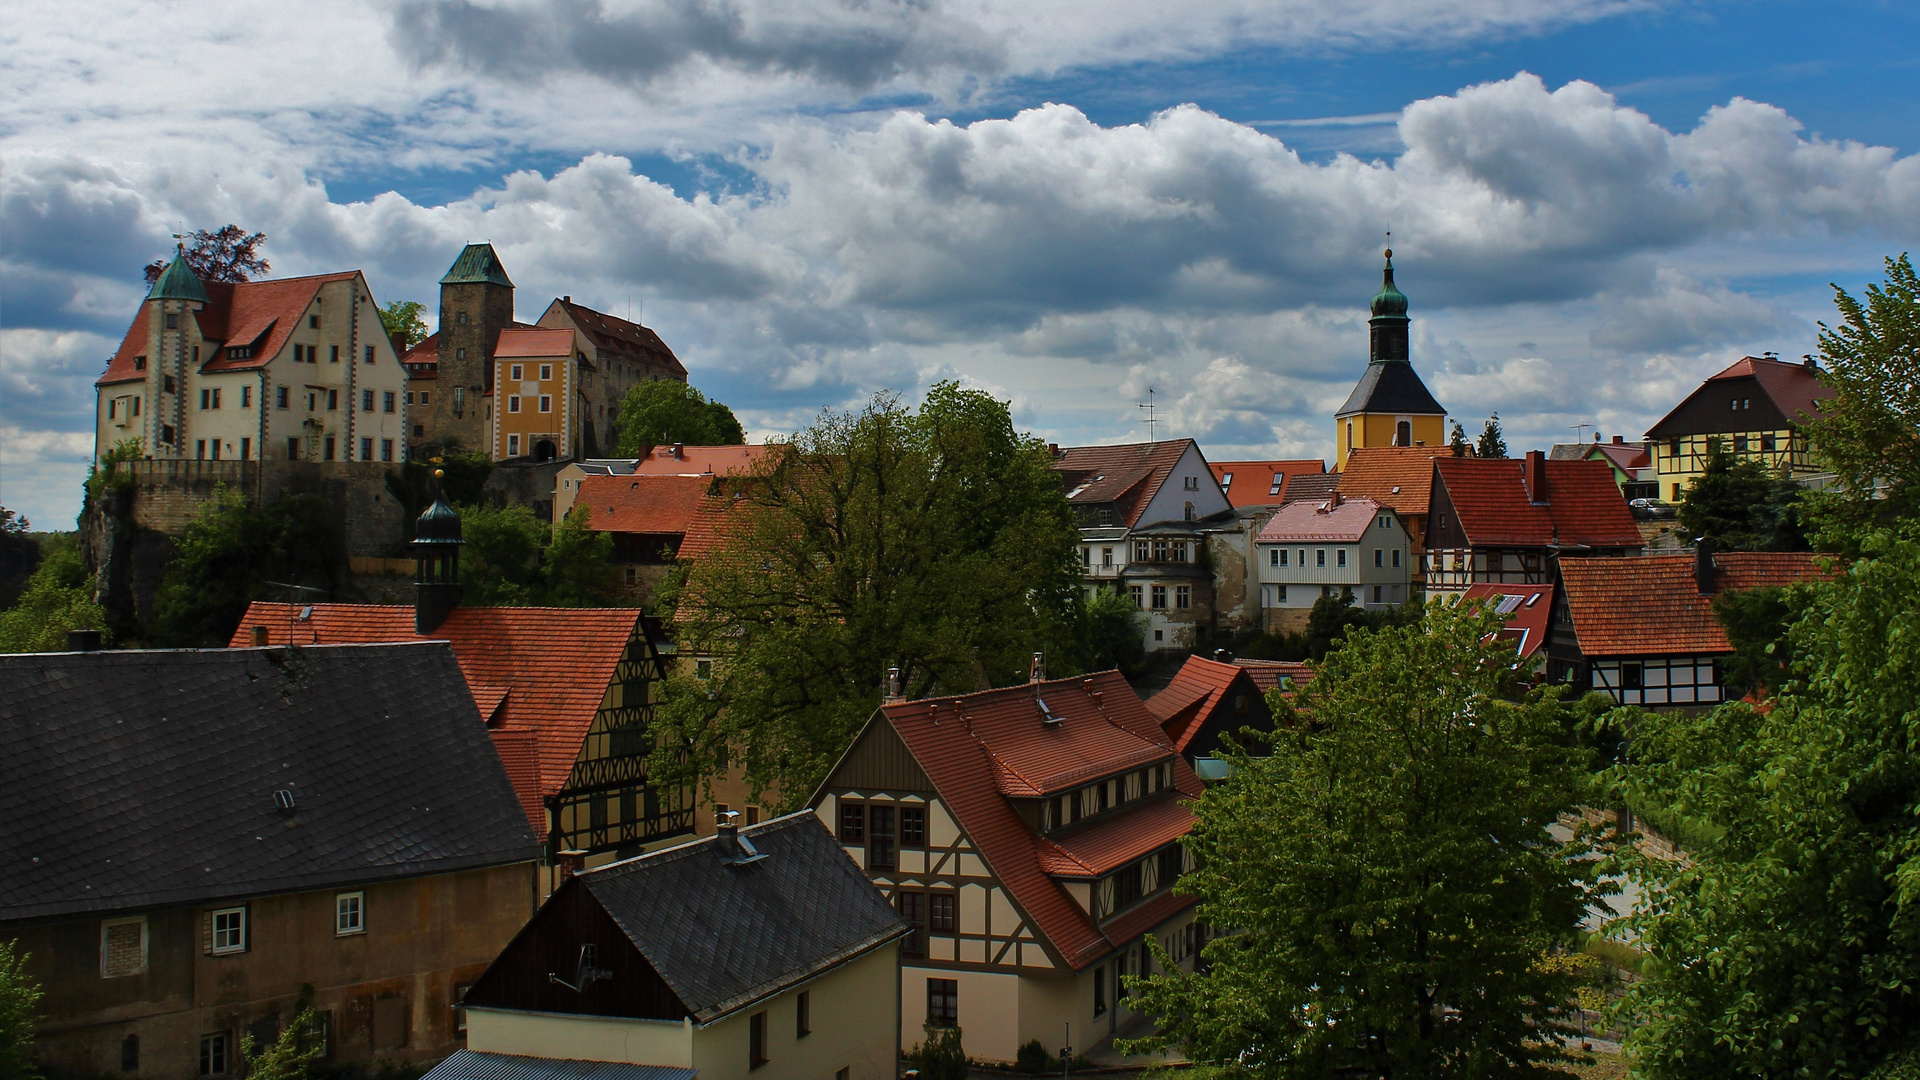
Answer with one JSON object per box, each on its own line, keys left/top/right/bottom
{"left": 3, "top": 0, "right": 1917, "bottom": 529}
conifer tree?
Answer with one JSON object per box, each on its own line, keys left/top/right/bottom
{"left": 1476, "top": 413, "right": 1508, "bottom": 459}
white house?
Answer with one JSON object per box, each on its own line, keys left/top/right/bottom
{"left": 1255, "top": 494, "right": 1410, "bottom": 616}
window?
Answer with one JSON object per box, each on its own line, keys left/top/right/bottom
{"left": 1762, "top": 432, "right": 1776, "bottom": 452}
{"left": 748, "top": 1011, "right": 768, "bottom": 1069}
{"left": 101, "top": 916, "right": 147, "bottom": 977}
{"left": 452, "top": 985, "right": 472, "bottom": 1033}
{"left": 1733, "top": 435, "right": 1748, "bottom": 453}
{"left": 384, "top": 392, "right": 396, "bottom": 413}
{"left": 324, "top": 435, "right": 336, "bottom": 461}
{"left": 241, "top": 385, "right": 251, "bottom": 407}
{"left": 927, "top": 979, "right": 958, "bottom": 1027}
{"left": 510, "top": 364, "right": 523, "bottom": 381}
{"left": 1396, "top": 419, "right": 1412, "bottom": 446}
{"left": 1150, "top": 585, "right": 1167, "bottom": 609}
{"left": 133, "top": 397, "right": 141, "bottom": 416}
{"left": 330, "top": 345, "right": 340, "bottom": 363}
{"left": 405, "top": 391, "right": 414, "bottom": 406}
{"left": 197, "top": 440, "right": 207, "bottom": 459}
{"left": 1183, "top": 475, "right": 1197, "bottom": 490}
{"left": 508, "top": 396, "right": 521, "bottom": 413}
{"left": 695, "top": 658, "right": 714, "bottom": 681}
{"left": 163, "top": 374, "right": 176, "bottom": 393}
{"left": 538, "top": 395, "right": 552, "bottom": 413}
{"left": 309, "top": 315, "right": 320, "bottom": 329}
{"left": 1269, "top": 549, "right": 1279, "bottom": 567}
{"left": 1101, "top": 547, "right": 1113, "bottom": 567}
{"left": 796, "top": 990, "right": 811, "bottom": 1038}
{"left": 200, "top": 1032, "right": 230, "bottom": 1076}
{"left": 381, "top": 439, "right": 394, "bottom": 462}
{"left": 336, "top": 892, "right": 365, "bottom": 935}
{"left": 839, "top": 802, "right": 865, "bottom": 841}
{"left": 745, "top": 805, "right": 760, "bottom": 825}
{"left": 1128, "top": 584, "right": 1143, "bottom": 608}
{"left": 211, "top": 907, "right": 247, "bottom": 953}
{"left": 165, "top": 313, "right": 180, "bottom": 329}
{"left": 930, "top": 892, "right": 956, "bottom": 933}
{"left": 161, "top": 423, "right": 176, "bottom": 444}
{"left": 361, "top": 389, "right": 373, "bottom": 411}
{"left": 1373, "top": 585, "right": 1383, "bottom": 603}
{"left": 419, "top": 391, "right": 429, "bottom": 405}
{"left": 1392, "top": 549, "right": 1401, "bottom": 568}
{"left": 508, "top": 434, "right": 521, "bottom": 456}
{"left": 1621, "top": 663, "right": 1644, "bottom": 691}
{"left": 200, "top": 389, "right": 209, "bottom": 409}
{"left": 456, "top": 311, "right": 468, "bottom": 325}
{"left": 1337, "top": 549, "right": 1347, "bottom": 568}
{"left": 1175, "top": 585, "right": 1190, "bottom": 609}
{"left": 359, "top": 437, "right": 373, "bottom": 461}
{"left": 277, "top": 386, "right": 289, "bottom": 409}
{"left": 135, "top": 355, "right": 147, "bottom": 370}
{"left": 1081, "top": 546, "right": 1090, "bottom": 567}
{"left": 365, "top": 345, "right": 376, "bottom": 364}
{"left": 327, "top": 389, "right": 338, "bottom": 410}
{"left": 1220, "top": 472, "right": 1233, "bottom": 488}
{"left": 1374, "top": 549, "right": 1383, "bottom": 568}
{"left": 1316, "top": 549, "right": 1326, "bottom": 568}
{"left": 1269, "top": 474, "right": 1283, "bottom": 496}
{"left": 837, "top": 1070, "right": 850, "bottom": 1080}
{"left": 122, "top": 1034, "right": 140, "bottom": 1071}
{"left": 539, "top": 364, "right": 552, "bottom": 380}
{"left": 287, "top": 437, "right": 300, "bottom": 460}
{"left": 293, "top": 344, "right": 305, "bottom": 363}
{"left": 901, "top": 806, "right": 926, "bottom": 847}
{"left": 240, "top": 438, "right": 250, "bottom": 460}
{"left": 869, "top": 805, "right": 897, "bottom": 870}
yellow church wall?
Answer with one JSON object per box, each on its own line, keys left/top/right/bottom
{"left": 1335, "top": 413, "right": 1446, "bottom": 471}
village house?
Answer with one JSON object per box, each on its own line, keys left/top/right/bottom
{"left": 1207, "top": 459, "right": 1326, "bottom": 508}
{"left": 535, "top": 297, "right": 688, "bottom": 450}
{"left": 1424, "top": 452, "right": 1643, "bottom": 595}
{"left": 1550, "top": 548, "right": 1834, "bottom": 705}
{"left": 1644, "top": 355, "right": 1834, "bottom": 503}
{"left": 231, "top": 497, "right": 693, "bottom": 895}
{"left": 449, "top": 813, "right": 907, "bottom": 1080}
{"left": 1334, "top": 446, "right": 1448, "bottom": 589}
{"left": 553, "top": 443, "right": 773, "bottom": 523}
{"left": 1551, "top": 435, "right": 1658, "bottom": 502}
{"left": 1, "top": 641, "right": 540, "bottom": 1079}
{"left": 573, "top": 473, "right": 714, "bottom": 600}
{"left": 1255, "top": 494, "right": 1411, "bottom": 631}
{"left": 809, "top": 669, "right": 1206, "bottom": 1065}
{"left": 1334, "top": 251, "right": 1447, "bottom": 470}
{"left": 96, "top": 250, "right": 409, "bottom": 468}
{"left": 1144, "top": 654, "right": 1274, "bottom": 762}
{"left": 1457, "top": 582, "right": 1554, "bottom": 667}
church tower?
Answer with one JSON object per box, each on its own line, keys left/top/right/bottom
{"left": 1333, "top": 250, "right": 1447, "bottom": 470}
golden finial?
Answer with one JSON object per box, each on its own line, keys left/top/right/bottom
{"left": 433, "top": 468, "right": 445, "bottom": 478}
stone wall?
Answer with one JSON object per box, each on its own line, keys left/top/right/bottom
{"left": 482, "top": 458, "right": 569, "bottom": 522}
{"left": 112, "top": 459, "right": 409, "bottom": 558}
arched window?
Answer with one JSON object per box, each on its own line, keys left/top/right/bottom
{"left": 1396, "top": 420, "right": 1411, "bottom": 446}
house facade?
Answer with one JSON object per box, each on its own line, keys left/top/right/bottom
{"left": 456, "top": 813, "right": 906, "bottom": 1080}
{"left": 810, "top": 671, "right": 1206, "bottom": 1065}
{"left": 1145, "top": 654, "right": 1274, "bottom": 762}
{"left": 574, "top": 473, "right": 713, "bottom": 599}
{"left": 1335, "top": 446, "right": 1447, "bottom": 589}
{"left": 492, "top": 328, "right": 580, "bottom": 462}
{"left": 1424, "top": 452, "right": 1643, "bottom": 595}
{"left": 535, "top": 297, "right": 688, "bottom": 456}
{"left": 2, "top": 642, "right": 540, "bottom": 1079}
{"left": 553, "top": 444, "right": 773, "bottom": 522}
{"left": 1334, "top": 252, "right": 1446, "bottom": 470}
{"left": 96, "top": 253, "right": 409, "bottom": 468}
{"left": 1644, "top": 355, "right": 1834, "bottom": 503}
{"left": 1255, "top": 494, "right": 1410, "bottom": 630}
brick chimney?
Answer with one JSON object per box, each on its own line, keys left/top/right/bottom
{"left": 1612, "top": 435, "right": 1625, "bottom": 444}
{"left": 1524, "top": 450, "right": 1548, "bottom": 504}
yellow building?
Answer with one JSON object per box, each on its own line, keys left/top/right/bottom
{"left": 1333, "top": 251, "right": 1446, "bottom": 470}
{"left": 492, "top": 327, "right": 580, "bottom": 461}
{"left": 1643, "top": 355, "right": 1834, "bottom": 503}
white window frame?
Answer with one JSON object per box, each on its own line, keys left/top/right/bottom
{"left": 335, "top": 892, "right": 365, "bottom": 936}
{"left": 211, "top": 906, "right": 247, "bottom": 954}
{"left": 538, "top": 395, "right": 552, "bottom": 413}
{"left": 200, "top": 1031, "right": 231, "bottom": 1076}
{"left": 539, "top": 364, "right": 553, "bottom": 381}
{"left": 101, "top": 915, "right": 148, "bottom": 978}
{"left": 509, "top": 364, "right": 523, "bottom": 381}
{"left": 507, "top": 395, "right": 521, "bottom": 414}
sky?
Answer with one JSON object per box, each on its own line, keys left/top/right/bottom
{"left": 3, "top": 0, "right": 1917, "bottom": 529}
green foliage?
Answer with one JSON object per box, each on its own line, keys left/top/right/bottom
{"left": 1476, "top": 412, "right": 1508, "bottom": 459}
{"left": 1709, "top": 584, "right": 1800, "bottom": 697}
{"left": 0, "top": 940, "right": 42, "bottom": 1080}
{"left": 143, "top": 225, "right": 268, "bottom": 286}
{"left": 1449, "top": 420, "right": 1472, "bottom": 457}
{"left": 1676, "top": 442, "right": 1808, "bottom": 551}
{"left": 613, "top": 381, "right": 745, "bottom": 454}
{"left": 456, "top": 502, "right": 619, "bottom": 606}
{"left": 84, "top": 440, "right": 144, "bottom": 502}
{"left": 542, "top": 507, "right": 619, "bottom": 606}
{"left": 1615, "top": 533, "right": 1920, "bottom": 1077}
{"left": 150, "top": 486, "right": 344, "bottom": 646}
{"left": 385, "top": 453, "right": 495, "bottom": 543}
{"left": 1119, "top": 600, "right": 1606, "bottom": 1078}
{"left": 1802, "top": 254, "right": 1920, "bottom": 548}
{"left": 0, "top": 541, "right": 108, "bottom": 654}
{"left": 0, "top": 508, "right": 40, "bottom": 610}
{"left": 1082, "top": 585, "right": 1147, "bottom": 676}
{"left": 906, "top": 1025, "right": 968, "bottom": 1080}
{"left": 654, "top": 384, "right": 1085, "bottom": 807}
{"left": 241, "top": 1006, "right": 323, "bottom": 1080}
{"left": 377, "top": 300, "right": 428, "bottom": 349}
{"left": 1012, "top": 1038, "right": 1090, "bottom": 1074}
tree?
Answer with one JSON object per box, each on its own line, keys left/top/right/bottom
{"left": 456, "top": 501, "right": 619, "bottom": 607}
{"left": 652, "top": 384, "right": 1084, "bottom": 806}
{"left": 1616, "top": 533, "right": 1920, "bottom": 1077}
{"left": 0, "top": 939, "right": 42, "bottom": 1080}
{"left": 1119, "top": 600, "right": 1605, "bottom": 1078}
{"left": 1082, "top": 585, "right": 1147, "bottom": 676}
{"left": 150, "top": 486, "right": 344, "bottom": 646}
{"left": 1476, "top": 413, "right": 1508, "bottom": 459}
{"left": 1449, "top": 421, "right": 1472, "bottom": 457}
{"left": 240, "top": 1002, "right": 322, "bottom": 1080}
{"left": 907, "top": 1024, "right": 968, "bottom": 1080}
{"left": 1677, "top": 441, "right": 1808, "bottom": 551}
{"left": 0, "top": 541, "right": 108, "bottom": 654}
{"left": 378, "top": 300, "right": 429, "bottom": 349}
{"left": 1709, "top": 584, "right": 1799, "bottom": 698}
{"left": 613, "top": 381, "right": 745, "bottom": 454}
{"left": 541, "top": 507, "right": 619, "bottom": 606}
{"left": 0, "top": 507, "right": 39, "bottom": 611}
{"left": 1801, "top": 253, "right": 1920, "bottom": 548}
{"left": 143, "top": 225, "right": 268, "bottom": 285}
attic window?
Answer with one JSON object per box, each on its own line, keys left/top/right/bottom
{"left": 134, "top": 355, "right": 147, "bottom": 370}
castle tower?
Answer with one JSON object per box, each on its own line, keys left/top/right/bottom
{"left": 144, "top": 248, "right": 209, "bottom": 458}
{"left": 1333, "top": 250, "right": 1446, "bottom": 470}
{"left": 431, "top": 243, "right": 515, "bottom": 453}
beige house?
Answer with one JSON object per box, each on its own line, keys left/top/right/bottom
{"left": 453, "top": 813, "right": 906, "bottom": 1080}
{"left": 96, "top": 251, "right": 409, "bottom": 468}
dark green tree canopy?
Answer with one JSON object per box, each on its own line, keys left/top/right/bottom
{"left": 1449, "top": 420, "right": 1471, "bottom": 457}
{"left": 143, "top": 225, "right": 268, "bottom": 285}
{"left": 1677, "top": 441, "right": 1808, "bottom": 551}
{"left": 614, "top": 380, "right": 745, "bottom": 454}
{"left": 1477, "top": 413, "right": 1508, "bottom": 459}
{"left": 378, "top": 300, "right": 429, "bottom": 348}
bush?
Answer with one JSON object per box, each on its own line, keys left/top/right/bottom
{"left": 906, "top": 1024, "right": 967, "bottom": 1080}
{"left": 0, "top": 939, "right": 42, "bottom": 1080}
{"left": 0, "top": 542, "right": 107, "bottom": 654}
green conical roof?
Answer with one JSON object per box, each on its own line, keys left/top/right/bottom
{"left": 1370, "top": 249, "right": 1407, "bottom": 320}
{"left": 414, "top": 494, "right": 465, "bottom": 544}
{"left": 439, "top": 243, "right": 514, "bottom": 288}
{"left": 147, "top": 249, "right": 210, "bottom": 303}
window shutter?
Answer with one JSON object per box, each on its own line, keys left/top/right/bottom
{"left": 202, "top": 910, "right": 214, "bottom": 956}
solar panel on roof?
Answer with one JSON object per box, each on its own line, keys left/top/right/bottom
{"left": 1495, "top": 594, "right": 1524, "bottom": 615}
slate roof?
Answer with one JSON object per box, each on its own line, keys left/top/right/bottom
{"left": 1146, "top": 655, "right": 1265, "bottom": 754}
{"left": 422, "top": 1051, "right": 692, "bottom": 1080}
{"left": 546, "top": 300, "right": 687, "bottom": 379}
{"left": 849, "top": 671, "right": 1204, "bottom": 970}
{"left": 1433, "top": 457, "right": 1641, "bottom": 548}
{"left": 1337, "top": 446, "right": 1447, "bottom": 516}
{"left": 1279, "top": 472, "right": 1340, "bottom": 506}
{"left": 231, "top": 605, "right": 653, "bottom": 831}
{"left": 1256, "top": 496, "right": 1386, "bottom": 543}
{"left": 1051, "top": 441, "right": 1195, "bottom": 528}
{"left": 1335, "top": 360, "right": 1446, "bottom": 417}
{"left": 574, "top": 813, "right": 907, "bottom": 1024}
{"left": 1209, "top": 459, "right": 1326, "bottom": 508}
{"left": 99, "top": 272, "right": 364, "bottom": 385}
{"left": 1458, "top": 583, "right": 1553, "bottom": 660}
{"left": 578, "top": 474, "right": 712, "bottom": 536}
{"left": 1646, "top": 356, "right": 1834, "bottom": 438}
{"left": 0, "top": 643, "right": 538, "bottom": 926}
{"left": 1559, "top": 552, "right": 1836, "bottom": 657}
{"left": 442, "top": 243, "right": 515, "bottom": 287}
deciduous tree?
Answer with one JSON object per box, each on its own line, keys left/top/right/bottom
{"left": 378, "top": 300, "right": 429, "bottom": 349}
{"left": 0, "top": 541, "right": 108, "bottom": 654}
{"left": 0, "top": 939, "right": 42, "bottom": 1080}
{"left": 613, "top": 381, "right": 745, "bottom": 453}
{"left": 1120, "top": 600, "right": 1605, "bottom": 1078}
{"left": 143, "top": 225, "right": 268, "bottom": 285}
{"left": 150, "top": 486, "right": 344, "bottom": 646}
{"left": 1476, "top": 412, "right": 1508, "bottom": 459}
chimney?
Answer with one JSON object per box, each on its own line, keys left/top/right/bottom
{"left": 1213, "top": 648, "right": 1233, "bottom": 663}
{"left": 1029, "top": 652, "right": 1046, "bottom": 684}
{"left": 1612, "top": 434, "right": 1624, "bottom": 444}
{"left": 671, "top": 443, "right": 684, "bottom": 459}
{"left": 1525, "top": 450, "right": 1548, "bottom": 504}
{"left": 249, "top": 625, "right": 269, "bottom": 647}
{"left": 563, "top": 295, "right": 571, "bottom": 303}
{"left": 390, "top": 330, "right": 408, "bottom": 359}
{"left": 67, "top": 629, "right": 102, "bottom": 652}
{"left": 1695, "top": 538, "right": 1717, "bottom": 595}
{"left": 882, "top": 667, "right": 904, "bottom": 704}
{"left": 1330, "top": 491, "right": 1344, "bottom": 507}
{"left": 716, "top": 809, "right": 739, "bottom": 847}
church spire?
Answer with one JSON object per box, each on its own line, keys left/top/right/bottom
{"left": 1368, "top": 249, "right": 1409, "bottom": 362}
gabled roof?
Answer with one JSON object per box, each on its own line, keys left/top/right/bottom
{"left": 1337, "top": 446, "right": 1448, "bottom": 516}
{"left": 0, "top": 643, "right": 538, "bottom": 926}
{"left": 1208, "top": 459, "right": 1326, "bottom": 508}
{"left": 495, "top": 327, "right": 575, "bottom": 359}
{"left": 98, "top": 272, "right": 363, "bottom": 385}
{"left": 570, "top": 813, "right": 907, "bottom": 1024}
{"left": 848, "top": 671, "right": 1204, "bottom": 970}
{"left": 1233, "top": 658, "right": 1314, "bottom": 692}
{"left": 1433, "top": 457, "right": 1641, "bottom": 548}
{"left": 1559, "top": 552, "right": 1836, "bottom": 657}
{"left": 1257, "top": 495, "right": 1385, "bottom": 543}
{"left": 403, "top": 333, "right": 439, "bottom": 376}
{"left": 1335, "top": 360, "right": 1446, "bottom": 417}
{"left": 1051, "top": 441, "right": 1195, "bottom": 528}
{"left": 547, "top": 299, "right": 687, "bottom": 378}
{"left": 442, "top": 243, "right": 515, "bottom": 288}
{"left": 632, "top": 444, "right": 772, "bottom": 476}
{"left": 1279, "top": 472, "right": 1341, "bottom": 506}
{"left": 1146, "top": 655, "right": 1266, "bottom": 754}
{"left": 675, "top": 494, "right": 745, "bottom": 561}
{"left": 1458, "top": 583, "right": 1553, "bottom": 660}
{"left": 230, "top": 605, "right": 654, "bottom": 831}
{"left": 578, "top": 474, "right": 712, "bottom": 536}
{"left": 1645, "top": 356, "right": 1834, "bottom": 439}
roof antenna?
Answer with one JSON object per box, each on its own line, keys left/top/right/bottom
{"left": 1137, "top": 388, "right": 1157, "bottom": 443}
{"left": 1570, "top": 422, "right": 1591, "bottom": 443}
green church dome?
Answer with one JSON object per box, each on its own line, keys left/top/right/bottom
{"left": 146, "top": 248, "right": 210, "bottom": 304}
{"left": 1370, "top": 249, "right": 1408, "bottom": 320}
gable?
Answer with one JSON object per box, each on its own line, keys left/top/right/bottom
{"left": 1134, "top": 442, "right": 1230, "bottom": 527}
{"left": 463, "top": 877, "right": 687, "bottom": 1021}
{"left": 827, "top": 717, "right": 935, "bottom": 794}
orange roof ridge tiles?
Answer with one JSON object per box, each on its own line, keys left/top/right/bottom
{"left": 577, "top": 473, "right": 713, "bottom": 535}
{"left": 1336, "top": 446, "right": 1449, "bottom": 515}
{"left": 1433, "top": 457, "right": 1641, "bottom": 547}
{"left": 1558, "top": 552, "right": 1836, "bottom": 657}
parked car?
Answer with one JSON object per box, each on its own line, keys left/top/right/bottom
{"left": 1630, "top": 498, "right": 1677, "bottom": 519}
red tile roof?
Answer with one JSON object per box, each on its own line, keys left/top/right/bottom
{"left": 675, "top": 494, "right": 743, "bottom": 560}
{"left": 1591, "top": 441, "right": 1650, "bottom": 473}
{"left": 577, "top": 474, "right": 712, "bottom": 536}
{"left": 1278, "top": 472, "right": 1340, "bottom": 506}
{"left": 1052, "top": 441, "right": 1196, "bottom": 528}
{"left": 229, "top": 603, "right": 649, "bottom": 831}
{"left": 1233, "top": 658, "right": 1314, "bottom": 692}
{"left": 631, "top": 444, "right": 773, "bottom": 477}
{"left": 1559, "top": 552, "right": 1836, "bottom": 657}
{"left": 1433, "top": 457, "right": 1642, "bottom": 548}
{"left": 1209, "top": 459, "right": 1325, "bottom": 507}
{"left": 872, "top": 671, "right": 1204, "bottom": 970}
{"left": 1337, "top": 446, "right": 1448, "bottom": 516}
{"left": 1646, "top": 356, "right": 1835, "bottom": 438}
{"left": 495, "top": 327, "right": 575, "bottom": 358}
{"left": 1147, "top": 655, "right": 1264, "bottom": 753}
{"left": 1256, "top": 495, "right": 1386, "bottom": 543}
{"left": 98, "top": 272, "right": 362, "bottom": 386}
{"left": 550, "top": 299, "right": 687, "bottom": 379}
{"left": 1458, "top": 583, "right": 1553, "bottom": 660}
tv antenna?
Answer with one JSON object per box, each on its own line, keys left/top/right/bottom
{"left": 1137, "top": 389, "right": 1158, "bottom": 443}
{"left": 1570, "top": 423, "right": 1592, "bottom": 443}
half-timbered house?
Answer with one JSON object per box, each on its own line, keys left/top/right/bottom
{"left": 1645, "top": 355, "right": 1833, "bottom": 503}
{"left": 1145, "top": 654, "right": 1274, "bottom": 762}
{"left": 1424, "top": 452, "right": 1642, "bottom": 595}
{"left": 809, "top": 670, "right": 1206, "bottom": 1064}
